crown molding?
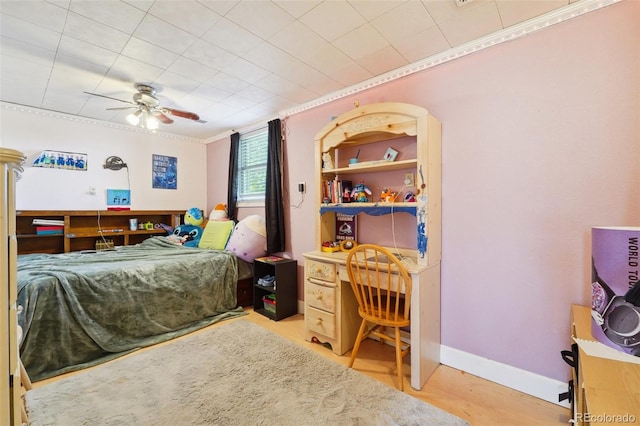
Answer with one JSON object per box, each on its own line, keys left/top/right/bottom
{"left": 0, "top": 101, "right": 206, "bottom": 144}
{"left": 1, "top": 0, "right": 623, "bottom": 143}
{"left": 280, "top": 0, "right": 623, "bottom": 118}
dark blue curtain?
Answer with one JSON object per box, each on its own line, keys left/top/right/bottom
{"left": 227, "top": 132, "right": 239, "bottom": 222}
{"left": 265, "top": 119, "right": 285, "bottom": 253}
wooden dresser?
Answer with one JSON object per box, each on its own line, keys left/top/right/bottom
{"left": 570, "top": 305, "right": 640, "bottom": 425}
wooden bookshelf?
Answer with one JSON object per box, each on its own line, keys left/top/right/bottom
{"left": 16, "top": 210, "right": 184, "bottom": 254}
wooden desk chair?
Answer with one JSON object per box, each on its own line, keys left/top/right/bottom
{"left": 346, "top": 244, "right": 412, "bottom": 391}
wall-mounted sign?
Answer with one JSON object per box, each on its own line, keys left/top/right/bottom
{"left": 335, "top": 213, "right": 357, "bottom": 242}
{"left": 33, "top": 150, "right": 87, "bottom": 170}
{"left": 152, "top": 154, "right": 177, "bottom": 190}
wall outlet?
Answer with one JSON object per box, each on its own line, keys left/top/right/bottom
{"left": 404, "top": 173, "right": 415, "bottom": 187}
{"left": 298, "top": 182, "right": 306, "bottom": 193}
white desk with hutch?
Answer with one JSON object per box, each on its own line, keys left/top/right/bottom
{"left": 303, "top": 102, "right": 442, "bottom": 390}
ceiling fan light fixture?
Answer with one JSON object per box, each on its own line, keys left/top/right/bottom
{"left": 86, "top": 84, "right": 202, "bottom": 130}
{"left": 126, "top": 109, "right": 142, "bottom": 126}
{"left": 145, "top": 111, "right": 159, "bottom": 130}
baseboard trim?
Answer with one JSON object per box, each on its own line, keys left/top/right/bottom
{"left": 440, "top": 345, "right": 570, "bottom": 408}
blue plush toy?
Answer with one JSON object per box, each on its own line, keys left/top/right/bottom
{"left": 351, "top": 181, "right": 372, "bottom": 202}
{"left": 172, "top": 207, "right": 204, "bottom": 247}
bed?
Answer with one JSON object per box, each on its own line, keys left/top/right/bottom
{"left": 17, "top": 236, "right": 251, "bottom": 382}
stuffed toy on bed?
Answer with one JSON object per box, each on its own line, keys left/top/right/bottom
{"left": 225, "top": 215, "right": 267, "bottom": 262}
{"left": 209, "top": 203, "right": 228, "bottom": 221}
{"left": 172, "top": 207, "right": 204, "bottom": 247}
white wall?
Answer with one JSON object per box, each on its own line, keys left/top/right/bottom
{"left": 1, "top": 106, "right": 207, "bottom": 212}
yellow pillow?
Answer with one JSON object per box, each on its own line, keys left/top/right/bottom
{"left": 198, "top": 220, "right": 234, "bottom": 250}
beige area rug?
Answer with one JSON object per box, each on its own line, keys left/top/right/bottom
{"left": 26, "top": 319, "right": 468, "bottom": 426}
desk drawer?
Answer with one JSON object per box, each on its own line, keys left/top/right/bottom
{"left": 340, "top": 266, "right": 407, "bottom": 294}
{"left": 306, "top": 259, "right": 336, "bottom": 282}
{"left": 306, "top": 281, "right": 336, "bottom": 313}
{"left": 305, "top": 306, "right": 336, "bottom": 339}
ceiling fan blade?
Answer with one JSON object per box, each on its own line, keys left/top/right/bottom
{"left": 162, "top": 108, "right": 200, "bottom": 121}
{"left": 106, "top": 106, "right": 137, "bottom": 111}
{"left": 84, "top": 91, "right": 135, "bottom": 105}
{"left": 153, "top": 111, "right": 174, "bottom": 124}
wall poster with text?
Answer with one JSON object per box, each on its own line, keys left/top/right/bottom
{"left": 152, "top": 154, "right": 177, "bottom": 190}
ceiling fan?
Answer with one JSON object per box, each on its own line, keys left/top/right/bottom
{"left": 84, "top": 83, "right": 204, "bottom": 129}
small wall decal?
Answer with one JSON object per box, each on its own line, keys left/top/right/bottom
{"left": 32, "top": 150, "right": 87, "bottom": 170}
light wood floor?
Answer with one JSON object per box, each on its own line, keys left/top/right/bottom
{"left": 32, "top": 309, "right": 570, "bottom": 425}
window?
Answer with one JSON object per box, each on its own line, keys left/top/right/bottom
{"left": 237, "top": 127, "right": 268, "bottom": 203}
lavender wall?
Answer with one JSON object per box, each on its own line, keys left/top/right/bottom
{"left": 207, "top": 1, "right": 639, "bottom": 383}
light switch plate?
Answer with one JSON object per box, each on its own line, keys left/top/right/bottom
{"left": 404, "top": 173, "right": 415, "bottom": 187}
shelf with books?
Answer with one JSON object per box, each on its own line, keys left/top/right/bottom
{"left": 321, "top": 179, "right": 353, "bottom": 204}
{"left": 312, "top": 102, "right": 441, "bottom": 266}
{"left": 16, "top": 210, "right": 184, "bottom": 254}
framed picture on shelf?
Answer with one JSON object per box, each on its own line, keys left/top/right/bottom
{"left": 383, "top": 147, "right": 398, "bottom": 161}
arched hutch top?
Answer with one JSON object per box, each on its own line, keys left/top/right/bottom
{"left": 313, "top": 102, "right": 441, "bottom": 267}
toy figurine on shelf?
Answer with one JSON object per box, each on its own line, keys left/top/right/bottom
{"left": 380, "top": 188, "right": 398, "bottom": 203}
{"left": 404, "top": 192, "right": 416, "bottom": 202}
{"left": 351, "top": 181, "right": 372, "bottom": 202}
{"left": 322, "top": 151, "right": 334, "bottom": 170}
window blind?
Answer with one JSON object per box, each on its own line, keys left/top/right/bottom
{"left": 237, "top": 127, "right": 268, "bottom": 202}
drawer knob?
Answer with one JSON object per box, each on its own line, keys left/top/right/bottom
{"left": 316, "top": 318, "right": 323, "bottom": 325}
{"left": 316, "top": 293, "right": 323, "bottom": 300}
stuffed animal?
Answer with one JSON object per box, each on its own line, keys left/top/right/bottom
{"left": 380, "top": 188, "right": 398, "bottom": 202}
{"left": 173, "top": 207, "right": 204, "bottom": 247}
{"left": 209, "top": 203, "right": 228, "bottom": 221}
{"left": 185, "top": 207, "right": 204, "bottom": 226}
{"left": 351, "top": 181, "right": 372, "bottom": 202}
{"left": 225, "top": 215, "right": 267, "bottom": 262}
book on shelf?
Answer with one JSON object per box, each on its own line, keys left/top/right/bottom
{"left": 32, "top": 218, "right": 64, "bottom": 226}
{"left": 322, "top": 179, "right": 352, "bottom": 204}
{"left": 35, "top": 225, "right": 64, "bottom": 235}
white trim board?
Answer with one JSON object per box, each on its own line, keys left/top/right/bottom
{"left": 440, "top": 345, "right": 570, "bottom": 408}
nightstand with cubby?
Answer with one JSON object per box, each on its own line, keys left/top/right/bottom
{"left": 253, "top": 256, "right": 298, "bottom": 321}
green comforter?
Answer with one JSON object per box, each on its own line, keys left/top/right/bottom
{"left": 17, "top": 237, "right": 246, "bottom": 381}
